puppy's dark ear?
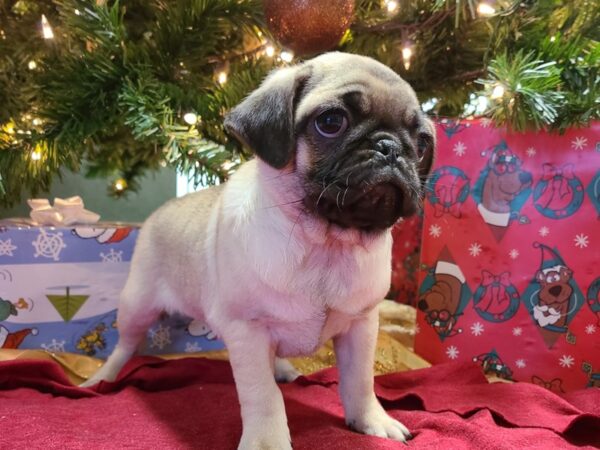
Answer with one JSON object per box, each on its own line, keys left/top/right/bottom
{"left": 224, "top": 66, "right": 310, "bottom": 169}
{"left": 418, "top": 116, "right": 436, "bottom": 184}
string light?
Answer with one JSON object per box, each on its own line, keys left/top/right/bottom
{"left": 41, "top": 14, "right": 54, "bottom": 39}
{"left": 28, "top": 60, "right": 37, "bottom": 70}
{"left": 74, "top": 9, "right": 81, "bottom": 16}
{"left": 550, "top": 36, "right": 556, "bottom": 42}
{"left": 265, "top": 45, "right": 275, "bottom": 57}
{"left": 401, "top": 43, "right": 413, "bottom": 70}
{"left": 32, "top": 118, "right": 43, "bottom": 126}
{"left": 183, "top": 112, "right": 198, "bottom": 125}
{"left": 491, "top": 84, "right": 505, "bottom": 99}
{"left": 217, "top": 71, "right": 228, "bottom": 85}
{"left": 384, "top": 0, "right": 399, "bottom": 14}
{"left": 477, "top": 1, "right": 496, "bottom": 17}
{"left": 113, "top": 178, "right": 127, "bottom": 192}
{"left": 31, "top": 146, "right": 42, "bottom": 161}
{"left": 280, "top": 50, "right": 294, "bottom": 63}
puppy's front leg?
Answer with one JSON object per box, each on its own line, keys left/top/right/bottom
{"left": 222, "top": 321, "right": 291, "bottom": 450}
{"left": 334, "top": 308, "right": 411, "bottom": 443}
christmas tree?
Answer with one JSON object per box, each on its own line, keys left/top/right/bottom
{"left": 0, "top": 0, "right": 598, "bottom": 205}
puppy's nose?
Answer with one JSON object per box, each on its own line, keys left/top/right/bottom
{"left": 375, "top": 139, "right": 401, "bottom": 160}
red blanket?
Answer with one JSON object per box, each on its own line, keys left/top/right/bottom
{"left": 0, "top": 357, "right": 598, "bottom": 449}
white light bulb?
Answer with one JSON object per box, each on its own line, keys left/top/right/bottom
{"left": 386, "top": 0, "right": 399, "bottom": 13}
{"left": 265, "top": 45, "right": 275, "bottom": 57}
{"left": 491, "top": 84, "right": 505, "bottom": 99}
{"left": 32, "top": 118, "right": 42, "bottom": 126}
{"left": 74, "top": 9, "right": 81, "bottom": 16}
{"left": 477, "top": 2, "right": 496, "bottom": 16}
{"left": 402, "top": 46, "right": 413, "bottom": 70}
{"left": 217, "top": 71, "right": 227, "bottom": 85}
{"left": 31, "top": 149, "right": 42, "bottom": 161}
{"left": 550, "top": 36, "right": 556, "bottom": 42}
{"left": 183, "top": 112, "right": 198, "bottom": 125}
{"left": 41, "top": 14, "right": 54, "bottom": 39}
{"left": 28, "top": 60, "right": 37, "bottom": 70}
{"left": 280, "top": 51, "right": 293, "bottom": 63}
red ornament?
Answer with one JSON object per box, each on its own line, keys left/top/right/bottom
{"left": 263, "top": 0, "right": 355, "bottom": 56}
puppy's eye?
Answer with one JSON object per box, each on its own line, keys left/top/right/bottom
{"left": 417, "top": 133, "right": 431, "bottom": 158}
{"left": 314, "top": 110, "right": 348, "bottom": 138}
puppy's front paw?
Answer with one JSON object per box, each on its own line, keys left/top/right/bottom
{"left": 238, "top": 420, "right": 292, "bottom": 450}
{"left": 347, "top": 406, "right": 411, "bottom": 443}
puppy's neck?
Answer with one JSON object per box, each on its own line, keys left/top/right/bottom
{"left": 255, "top": 159, "right": 388, "bottom": 249}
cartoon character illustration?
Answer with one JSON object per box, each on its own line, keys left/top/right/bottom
{"left": 0, "top": 297, "right": 37, "bottom": 349}
{"left": 76, "top": 323, "right": 107, "bottom": 356}
{"left": 531, "top": 375, "right": 565, "bottom": 393}
{"left": 187, "top": 319, "right": 218, "bottom": 340}
{"left": 473, "top": 270, "right": 520, "bottom": 322}
{"left": 533, "top": 163, "right": 584, "bottom": 219}
{"left": 473, "top": 142, "right": 532, "bottom": 240}
{"left": 582, "top": 362, "right": 600, "bottom": 388}
{"left": 586, "top": 276, "right": 600, "bottom": 325}
{"left": 72, "top": 226, "right": 132, "bottom": 244}
{"left": 425, "top": 166, "right": 470, "bottom": 218}
{"left": 523, "top": 242, "right": 584, "bottom": 348}
{"left": 587, "top": 169, "right": 600, "bottom": 218}
{"left": 473, "top": 349, "right": 513, "bottom": 380}
{"left": 418, "top": 248, "right": 471, "bottom": 340}
{"left": 439, "top": 119, "right": 470, "bottom": 138}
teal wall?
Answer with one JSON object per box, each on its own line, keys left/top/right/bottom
{"left": 0, "top": 167, "right": 177, "bottom": 223}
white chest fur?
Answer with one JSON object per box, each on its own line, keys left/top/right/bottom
{"left": 211, "top": 160, "right": 393, "bottom": 356}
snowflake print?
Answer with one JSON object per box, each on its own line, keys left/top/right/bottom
{"left": 414, "top": 322, "right": 421, "bottom": 335}
{"left": 0, "top": 239, "right": 17, "bottom": 256}
{"left": 512, "top": 327, "right": 523, "bottom": 336}
{"left": 41, "top": 338, "right": 66, "bottom": 353}
{"left": 149, "top": 324, "right": 172, "bottom": 350}
{"left": 585, "top": 324, "right": 597, "bottom": 335}
{"left": 453, "top": 141, "right": 467, "bottom": 157}
{"left": 429, "top": 224, "right": 442, "bottom": 238}
{"left": 469, "top": 242, "right": 482, "bottom": 257}
{"left": 574, "top": 234, "right": 589, "bottom": 249}
{"left": 446, "top": 345, "right": 459, "bottom": 360}
{"left": 526, "top": 147, "right": 537, "bottom": 157}
{"left": 470, "top": 322, "right": 484, "bottom": 336}
{"left": 559, "top": 354, "right": 574, "bottom": 368}
{"left": 100, "top": 248, "right": 122, "bottom": 262}
{"left": 185, "top": 342, "right": 202, "bottom": 353}
{"left": 480, "top": 118, "right": 492, "bottom": 128}
{"left": 515, "top": 359, "right": 526, "bottom": 369}
{"left": 538, "top": 226, "right": 549, "bottom": 237}
{"left": 509, "top": 249, "right": 519, "bottom": 259}
{"left": 571, "top": 136, "right": 587, "bottom": 151}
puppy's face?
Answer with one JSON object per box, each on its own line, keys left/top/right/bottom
{"left": 225, "top": 52, "right": 435, "bottom": 232}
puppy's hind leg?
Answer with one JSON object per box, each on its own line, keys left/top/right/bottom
{"left": 80, "top": 285, "right": 160, "bottom": 388}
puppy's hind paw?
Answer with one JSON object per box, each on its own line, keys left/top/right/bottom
{"left": 347, "top": 408, "right": 412, "bottom": 443}
{"left": 274, "top": 357, "right": 300, "bottom": 383}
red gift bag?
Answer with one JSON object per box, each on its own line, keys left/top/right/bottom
{"left": 415, "top": 119, "right": 600, "bottom": 392}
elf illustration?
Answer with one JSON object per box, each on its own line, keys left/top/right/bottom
{"left": 425, "top": 166, "right": 470, "bottom": 218}
{"left": 473, "top": 270, "right": 520, "bottom": 322}
{"left": 533, "top": 163, "right": 584, "bottom": 219}
{"left": 72, "top": 226, "right": 132, "bottom": 244}
{"left": 0, "top": 297, "right": 38, "bottom": 349}
{"left": 472, "top": 142, "right": 532, "bottom": 240}
{"left": 418, "top": 248, "right": 471, "bottom": 341}
{"left": 523, "top": 242, "right": 584, "bottom": 348}
{"left": 77, "top": 323, "right": 108, "bottom": 356}
{"left": 473, "top": 349, "right": 513, "bottom": 380}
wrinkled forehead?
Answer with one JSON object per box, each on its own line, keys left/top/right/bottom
{"left": 295, "top": 58, "right": 420, "bottom": 128}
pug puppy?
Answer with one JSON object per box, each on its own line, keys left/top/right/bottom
{"left": 81, "top": 52, "right": 435, "bottom": 449}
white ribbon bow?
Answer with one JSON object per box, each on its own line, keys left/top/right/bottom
{"left": 28, "top": 196, "right": 100, "bottom": 226}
